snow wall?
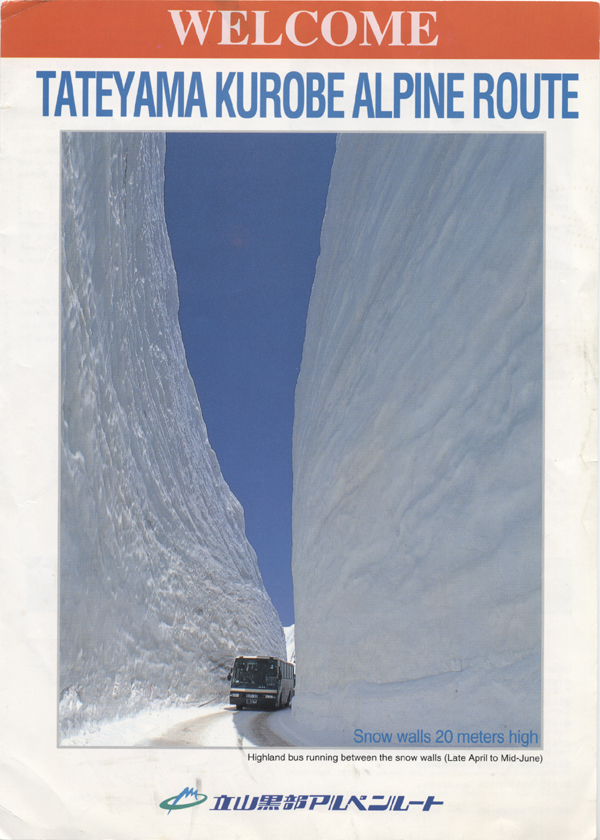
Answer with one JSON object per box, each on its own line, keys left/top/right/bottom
{"left": 292, "top": 134, "right": 543, "bottom": 743}
{"left": 60, "top": 133, "right": 285, "bottom": 738}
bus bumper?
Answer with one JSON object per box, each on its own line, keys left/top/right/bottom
{"left": 230, "top": 692, "right": 278, "bottom": 708}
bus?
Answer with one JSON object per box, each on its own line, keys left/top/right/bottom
{"left": 227, "top": 655, "right": 295, "bottom": 710}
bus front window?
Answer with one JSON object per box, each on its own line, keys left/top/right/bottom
{"left": 232, "top": 659, "right": 278, "bottom": 689}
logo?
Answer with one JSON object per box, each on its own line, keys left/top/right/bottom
{"left": 159, "top": 787, "right": 444, "bottom": 814}
{"left": 159, "top": 787, "right": 208, "bottom": 814}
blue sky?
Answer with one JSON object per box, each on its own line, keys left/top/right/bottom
{"left": 164, "top": 133, "right": 336, "bottom": 626}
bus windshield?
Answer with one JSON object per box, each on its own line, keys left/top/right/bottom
{"left": 231, "top": 658, "right": 278, "bottom": 689}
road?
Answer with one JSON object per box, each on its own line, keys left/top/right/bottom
{"left": 142, "top": 705, "right": 295, "bottom": 748}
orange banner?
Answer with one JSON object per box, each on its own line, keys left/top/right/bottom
{"left": 1, "top": 0, "right": 599, "bottom": 59}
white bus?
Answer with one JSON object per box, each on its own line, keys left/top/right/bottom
{"left": 227, "top": 655, "right": 295, "bottom": 710}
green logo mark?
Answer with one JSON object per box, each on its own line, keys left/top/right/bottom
{"left": 160, "top": 787, "right": 207, "bottom": 813}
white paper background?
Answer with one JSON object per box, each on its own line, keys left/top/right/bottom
{"left": 0, "top": 52, "right": 597, "bottom": 838}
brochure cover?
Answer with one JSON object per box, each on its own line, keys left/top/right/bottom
{"left": 0, "top": 1, "right": 597, "bottom": 837}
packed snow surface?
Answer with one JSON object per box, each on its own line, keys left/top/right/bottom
{"left": 284, "top": 624, "right": 296, "bottom": 663}
{"left": 292, "top": 133, "right": 543, "bottom": 742}
{"left": 60, "top": 133, "right": 285, "bottom": 740}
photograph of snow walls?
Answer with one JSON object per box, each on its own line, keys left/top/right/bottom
{"left": 59, "top": 131, "right": 543, "bottom": 748}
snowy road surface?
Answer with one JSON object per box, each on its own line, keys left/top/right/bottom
{"left": 141, "top": 705, "right": 294, "bottom": 748}
{"left": 60, "top": 701, "right": 300, "bottom": 748}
